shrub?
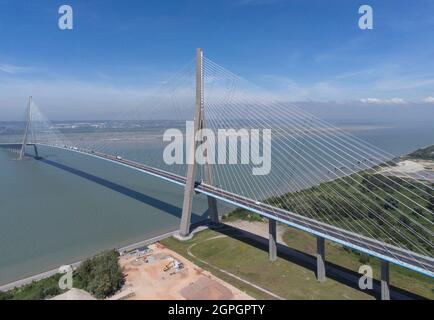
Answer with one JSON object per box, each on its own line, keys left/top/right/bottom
{"left": 427, "top": 197, "right": 434, "bottom": 211}
{"left": 0, "top": 291, "right": 13, "bottom": 300}
{"left": 383, "top": 196, "right": 399, "bottom": 210}
{"left": 42, "top": 286, "right": 61, "bottom": 298}
{"left": 74, "top": 249, "right": 124, "bottom": 299}
{"left": 358, "top": 254, "right": 370, "bottom": 264}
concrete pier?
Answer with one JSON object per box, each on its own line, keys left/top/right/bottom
{"left": 33, "top": 144, "right": 39, "bottom": 159}
{"left": 207, "top": 196, "right": 219, "bottom": 225}
{"left": 179, "top": 48, "right": 204, "bottom": 237}
{"left": 381, "top": 260, "right": 390, "bottom": 300}
{"left": 180, "top": 48, "right": 219, "bottom": 237}
{"left": 316, "top": 236, "right": 326, "bottom": 282}
{"left": 268, "top": 219, "right": 277, "bottom": 261}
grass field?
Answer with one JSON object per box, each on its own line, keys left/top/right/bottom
{"left": 212, "top": 147, "right": 434, "bottom": 300}
{"left": 3, "top": 221, "right": 432, "bottom": 300}
{"left": 162, "top": 228, "right": 374, "bottom": 300}
{"left": 281, "top": 227, "right": 434, "bottom": 299}
{"left": 161, "top": 222, "right": 433, "bottom": 300}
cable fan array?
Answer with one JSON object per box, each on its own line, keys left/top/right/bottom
{"left": 201, "top": 56, "right": 433, "bottom": 267}
{"left": 7, "top": 54, "right": 432, "bottom": 273}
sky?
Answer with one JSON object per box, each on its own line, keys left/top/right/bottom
{"left": 0, "top": 0, "right": 434, "bottom": 120}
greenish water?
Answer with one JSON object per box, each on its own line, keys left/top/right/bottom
{"left": 0, "top": 121, "right": 433, "bottom": 286}
{"left": 0, "top": 146, "right": 230, "bottom": 285}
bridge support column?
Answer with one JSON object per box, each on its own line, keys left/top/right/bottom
{"left": 268, "top": 219, "right": 277, "bottom": 261}
{"left": 19, "top": 96, "right": 32, "bottom": 160}
{"left": 381, "top": 260, "right": 390, "bottom": 300}
{"left": 180, "top": 48, "right": 212, "bottom": 238}
{"left": 203, "top": 118, "right": 219, "bottom": 226}
{"left": 33, "top": 144, "right": 39, "bottom": 159}
{"left": 207, "top": 195, "right": 219, "bottom": 225}
{"left": 316, "top": 236, "right": 326, "bottom": 282}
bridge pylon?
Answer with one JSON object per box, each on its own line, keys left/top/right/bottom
{"left": 18, "top": 96, "right": 33, "bottom": 160}
{"left": 179, "top": 48, "right": 219, "bottom": 237}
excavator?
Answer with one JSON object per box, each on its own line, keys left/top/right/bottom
{"left": 163, "top": 258, "right": 184, "bottom": 272}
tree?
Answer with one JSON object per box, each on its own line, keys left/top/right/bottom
{"left": 75, "top": 249, "right": 124, "bottom": 299}
{"left": 359, "top": 253, "right": 370, "bottom": 264}
{"left": 427, "top": 197, "right": 434, "bottom": 211}
{"left": 413, "top": 207, "right": 423, "bottom": 216}
{"left": 398, "top": 214, "right": 411, "bottom": 225}
{"left": 383, "top": 196, "right": 399, "bottom": 210}
{"left": 0, "top": 291, "right": 12, "bottom": 300}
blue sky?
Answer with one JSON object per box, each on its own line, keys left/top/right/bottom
{"left": 0, "top": 0, "right": 434, "bottom": 119}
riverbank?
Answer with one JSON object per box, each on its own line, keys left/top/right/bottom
{"left": 0, "top": 229, "right": 179, "bottom": 292}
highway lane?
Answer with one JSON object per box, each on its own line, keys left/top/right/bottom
{"left": 86, "top": 147, "right": 434, "bottom": 277}
{"left": 198, "top": 184, "right": 434, "bottom": 274}
{"left": 8, "top": 143, "right": 434, "bottom": 277}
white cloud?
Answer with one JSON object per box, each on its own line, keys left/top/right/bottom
{"left": 0, "top": 78, "right": 197, "bottom": 120}
{"left": 423, "top": 96, "right": 434, "bottom": 103}
{"left": 374, "top": 77, "right": 434, "bottom": 91}
{"left": 360, "top": 97, "right": 406, "bottom": 104}
{"left": 0, "top": 63, "right": 34, "bottom": 74}
{"left": 259, "top": 75, "right": 345, "bottom": 101}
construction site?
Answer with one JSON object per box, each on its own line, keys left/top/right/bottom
{"left": 110, "top": 243, "right": 253, "bottom": 300}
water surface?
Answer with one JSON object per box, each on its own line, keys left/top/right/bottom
{"left": 0, "top": 120, "right": 433, "bottom": 285}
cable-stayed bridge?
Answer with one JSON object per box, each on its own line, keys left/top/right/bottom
{"left": 1, "top": 49, "right": 433, "bottom": 299}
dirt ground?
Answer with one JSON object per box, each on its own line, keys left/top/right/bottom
{"left": 226, "top": 220, "right": 286, "bottom": 243}
{"left": 112, "top": 243, "right": 253, "bottom": 300}
{"left": 378, "top": 159, "right": 434, "bottom": 182}
{"left": 379, "top": 159, "right": 434, "bottom": 175}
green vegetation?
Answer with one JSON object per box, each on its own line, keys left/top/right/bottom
{"left": 222, "top": 208, "right": 264, "bottom": 223}
{"left": 281, "top": 227, "right": 434, "bottom": 299}
{"left": 265, "top": 172, "right": 433, "bottom": 255}
{"left": 0, "top": 274, "right": 65, "bottom": 300}
{"left": 162, "top": 228, "right": 373, "bottom": 300}
{"left": 406, "top": 145, "right": 434, "bottom": 160}
{"left": 222, "top": 190, "right": 434, "bottom": 299}
{"left": 162, "top": 226, "right": 433, "bottom": 299}
{"left": 224, "top": 168, "right": 433, "bottom": 255}
{"left": 216, "top": 146, "right": 434, "bottom": 299}
{"left": 0, "top": 249, "right": 123, "bottom": 300}
{"left": 74, "top": 249, "right": 124, "bottom": 299}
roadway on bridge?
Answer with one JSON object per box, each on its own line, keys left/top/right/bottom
{"left": 5, "top": 142, "right": 434, "bottom": 278}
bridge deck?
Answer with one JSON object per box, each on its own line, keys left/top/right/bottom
{"left": 6, "top": 142, "right": 434, "bottom": 278}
